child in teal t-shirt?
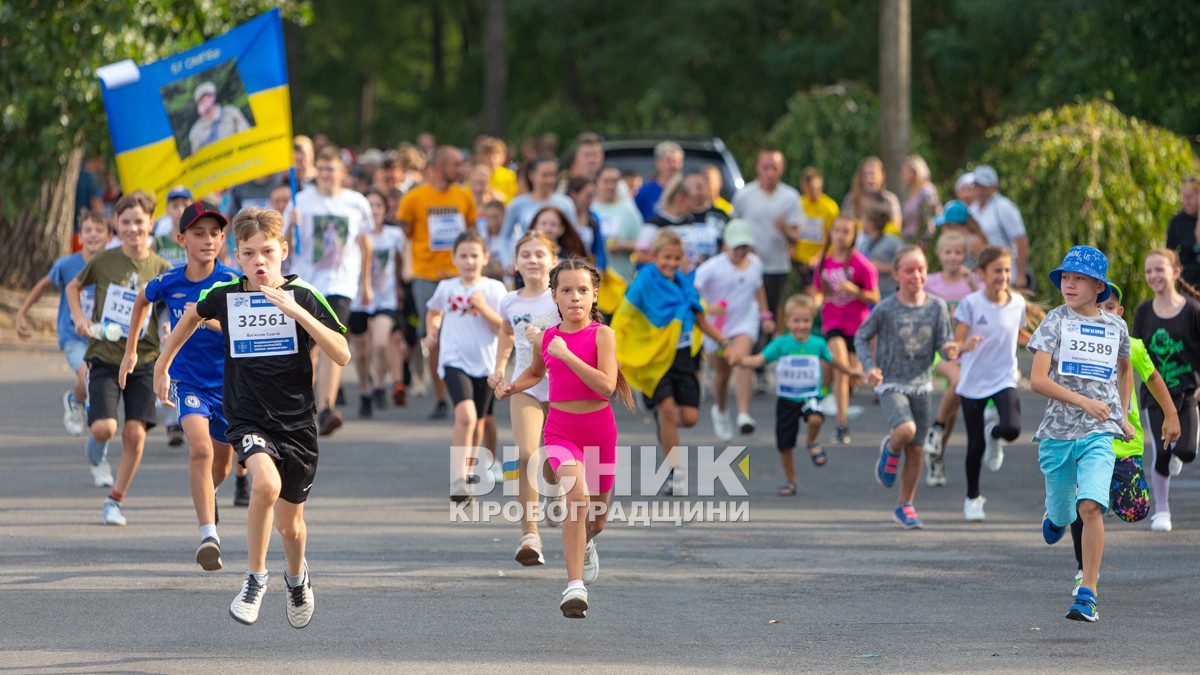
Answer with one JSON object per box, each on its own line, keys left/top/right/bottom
{"left": 1066, "top": 284, "right": 1180, "bottom": 593}
{"left": 738, "top": 294, "right": 862, "bottom": 495}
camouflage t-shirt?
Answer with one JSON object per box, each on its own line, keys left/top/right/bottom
{"left": 1027, "top": 305, "right": 1130, "bottom": 441}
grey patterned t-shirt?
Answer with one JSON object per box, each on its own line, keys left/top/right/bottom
{"left": 1027, "top": 305, "right": 1130, "bottom": 441}
{"left": 855, "top": 294, "right": 952, "bottom": 395}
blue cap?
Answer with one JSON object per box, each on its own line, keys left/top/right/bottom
{"left": 166, "top": 186, "right": 193, "bottom": 201}
{"left": 1049, "top": 245, "right": 1112, "bottom": 303}
{"left": 934, "top": 200, "right": 969, "bottom": 227}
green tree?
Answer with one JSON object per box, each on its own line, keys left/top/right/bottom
{"left": 980, "top": 100, "right": 1196, "bottom": 308}
{"left": 0, "top": 1, "right": 309, "bottom": 288}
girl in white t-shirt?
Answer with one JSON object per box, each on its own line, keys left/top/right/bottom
{"left": 491, "top": 231, "right": 561, "bottom": 565}
{"left": 944, "top": 246, "right": 1026, "bottom": 521}
{"left": 694, "top": 219, "right": 773, "bottom": 440}
{"left": 350, "top": 189, "right": 408, "bottom": 417}
{"left": 923, "top": 230, "right": 978, "bottom": 487}
{"left": 424, "top": 232, "right": 508, "bottom": 500}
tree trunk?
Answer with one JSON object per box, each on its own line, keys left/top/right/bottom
{"left": 0, "top": 147, "right": 81, "bottom": 288}
{"left": 880, "top": 0, "right": 911, "bottom": 199}
{"left": 361, "top": 74, "right": 377, "bottom": 147}
{"left": 560, "top": 3, "right": 579, "bottom": 107}
{"left": 431, "top": 1, "right": 445, "bottom": 92}
{"left": 483, "top": 0, "right": 508, "bottom": 136}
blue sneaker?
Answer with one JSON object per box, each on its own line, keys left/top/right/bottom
{"left": 875, "top": 436, "right": 900, "bottom": 488}
{"left": 1066, "top": 587, "right": 1099, "bottom": 622}
{"left": 893, "top": 503, "right": 923, "bottom": 529}
{"left": 102, "top": 500, "right": 126, "bottom": 526}
{"left": 1042, "top": 512, "right": 1066, "bottom": 544}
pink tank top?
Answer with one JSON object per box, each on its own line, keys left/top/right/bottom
{"left": 542, "top": 322, "right": 609, "bottom": 402}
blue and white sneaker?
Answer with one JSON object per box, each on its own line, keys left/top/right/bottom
{"left": 102, "top": 500, "right": 126, "bottom": 526}
{"left": 1042, "top": 512, "right": 1066, "bottom": 545}
{"left": 875, "top": 436, "right": 900, "bottom": 488}
{"left": 893, "top": 503, "right": 923, "bottom": 529}
{"left": 1066, "top": 587, "right": 1099, "bottom": 622}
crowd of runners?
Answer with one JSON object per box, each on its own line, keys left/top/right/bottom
{"left": 15, "top": 132, "right": 1200, "bottom": 624}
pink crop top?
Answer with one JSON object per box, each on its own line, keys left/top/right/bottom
{"left": 542, "top": 322, "right": 609, "bottom": 402}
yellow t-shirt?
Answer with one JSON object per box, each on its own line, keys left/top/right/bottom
{"left": 398, "top": 184, "right": 478, "bottom": 281}
{"left": 489, "top": 166, "right": 518, "bottom": 203}
{"left": 713, "top": 196, "right": 733, "bottom": 215}
{"left": 792, "top": 193, "right": 839, "bottom": 264}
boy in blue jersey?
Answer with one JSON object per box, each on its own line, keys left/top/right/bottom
{"left": 15, "top": 211, "right": 113, "bottom": 485}
{"left": 156, "top": 206, "right": 349, "bottom": 628}
{"left": 121, "top": 201, "right": 239, "bottom": 570}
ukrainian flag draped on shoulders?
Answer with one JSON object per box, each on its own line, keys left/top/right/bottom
{"left": 612, "top": 266, "right": 704, "bottom": 396}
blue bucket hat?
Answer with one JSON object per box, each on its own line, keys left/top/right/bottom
{"left": 934, "top": 200, "right": 969, "bottom": 227}
{"left": 1049, "top": 245, "right": 1112, "bottom": 303}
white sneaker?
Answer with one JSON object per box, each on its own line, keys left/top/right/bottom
{"left": 230, "top": 572, "right": 268, "bottom": 625}
{"left": 1072, "top": 570, "right": 1083, "bottom": 597}
{"left": 984, "top": 403, "right": 999, "bottom": 427}
{"left": 983, "top": 423, "right": 1005, "bottom": 472}
{"left": 963, "top": 496, "right": 987, "bottom": 522}
{"left": 1150, "top": 512, "right": 1173, "bottom": 532}
{"left": 736, "top": 412, "right": 756, "bottom": 436}
{"left": 542, "top": 495, "right": 564, "bottom": 528}
{"left": 101, "top": 500, "right": 126, "bottom": 526}
{"left": 285, "top": 562, "right": 314, "bottom": 629}
{"left": 489, "top": 462, "right": 504, "bottom": 485}
{"left": 63, "top": 391, "right": 84, "bottom": 436}
{"left": 515, "top": 532, "right": 545, "bottom": 566}
{"left": 1169, "top": 454, "right": 1183, "bottom": 477}
{"left": 582, "top": 540, "right": 599, "bottom": 584}
{"left": 670, "top": 469, "right": 687, "bottom": 497}
{"left": 560, "top": 586, "right": 589, "bottom": 618}
{"left": 91, "top": 462, "right": 114, "bottom": 488}
{"left": 923, "top": 426, "right": 945, "bottom": 487}
{"left": 711, "top": 405, "right": 734, "bottom": 442}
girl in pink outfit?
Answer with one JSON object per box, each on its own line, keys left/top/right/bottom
{"left": 496, "top": 257, "right": 634, "bottom": 620}
{"left": 814, "top": 216, "right": 880, "bottom": 444}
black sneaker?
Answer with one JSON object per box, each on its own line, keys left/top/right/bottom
{"left": 196, "top": 536, "right": 223, "bottom": 571}
{"left": 834, "top": 424, "right": 852, "bottom": 445}
{"left": 372, "top": 387, "right": 387, "bottom": 410}
{"left": 168, "top": 425, "right": 185, "bottom": 447}
{"left": 318, "top": 408, "right": 344, "bottom": 436}
{"left": 359, "top": 394, "right": 373, "bottom": 419}
{"left": 430, "top": 400, "right": 449, "bottom": 420}
{"left": 335, "top": 387, "right": 346, "bottom": 407}
{"left": 234, "top": 475, "right": 250, "bottom": 507}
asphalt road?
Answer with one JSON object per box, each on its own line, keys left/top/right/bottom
{"left": 0, "top": 344, "right": 1197, "bottom": 673}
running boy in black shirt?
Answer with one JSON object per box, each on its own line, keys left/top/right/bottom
{"left": 154, "top": 206, "right": 349, "bottom": 628}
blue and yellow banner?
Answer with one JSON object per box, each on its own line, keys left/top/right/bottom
{"left": 611, "top": 267, "right": 704, "bottom": 396}
{"left": 98, "top": 9, "right": 292, "bottom": 216}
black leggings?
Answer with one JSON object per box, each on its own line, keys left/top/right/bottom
{"left": 1146, "top": 392, "right": 1200, "bottom": 477}
{"left": 960, "top": 388, "right": 1021, "bottom": 499}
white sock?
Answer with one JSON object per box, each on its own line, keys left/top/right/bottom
{"left": 566, "top": 579, "right": 585, "bottom": 591}
{"left": 285, "top": 568, "right": 308, "bottom": 587}
{"left": 249, "top": 570, "right": 268, "bottom": 584}
{"left": 199, "top": 524, "right": 218, "bottom": 542}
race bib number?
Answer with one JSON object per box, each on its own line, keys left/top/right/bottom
{"left": 429, "top": 212, "right": 466, "bottom": 251}
{"left": 1058, "top": 320, "right": 1119, "bottom": 381}
{"left": 101, "top": 283, "right": 147, "bottom": 338}
{"left": 777, "top": 355, "right": 821, "bottom": 398}
{"left": 227, "top": 292, "right": 298, "bottom": 358}
{"left": 799, "top": 215, "right": 825, "bottom": 243}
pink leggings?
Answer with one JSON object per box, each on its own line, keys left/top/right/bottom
{"left": 543, "top": 406, "right": 618, "bottom": 494}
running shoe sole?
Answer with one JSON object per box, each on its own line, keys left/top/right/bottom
{"left": 1066, "top": 606, "right": 1099, "bottom": 622}
{"left": 560, "top": 597, "right": 588, "bottom": 619}
{"left": 516, "top": 546, "right": 545, "bottom": 566}
{"left": 196, "top": 540, "right": 223, "bottom": 571}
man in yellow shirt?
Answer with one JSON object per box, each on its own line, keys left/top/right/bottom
{"left": 397, "top": 146, "right": 476, "bottom": 419}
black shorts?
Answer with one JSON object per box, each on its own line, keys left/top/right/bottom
{"left": 87, "top": 360, "right": 158, "bottom": 430}
{"left": 776, "top": 397, "right": 823, "bottom": 450}
{"left": 824, "top": 328, "right": 856, "bottom": 355}
{"left": 644, "top": 347, "right": 701, "bottom": 410}
{"left": 348, "top": 309, "right": 397, "bottom": 335}
{"left": 325, "top": 295, "right": 352, "bottom": 326}
{"left": 229, "top": 424, "right": 319, "bottom": 504}
{"left": 443, "top": 366, "right": 495, "bottom": 414}
{"left": 762, "top": 272, "right": 789, "bottom": 319}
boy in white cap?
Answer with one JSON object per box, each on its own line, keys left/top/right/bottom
{"left": 968, "top": 165, "right": 1030, "bottom": 288}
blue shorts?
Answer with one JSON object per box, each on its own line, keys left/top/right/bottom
{"left": 1038, "top": 433, "right": 1115, "bottom": 528}
{"left": 171, "top": 381, "right": 229, "bottom": 444}
{"left": 62, "top": 340, "right": 87, "bottom": 373}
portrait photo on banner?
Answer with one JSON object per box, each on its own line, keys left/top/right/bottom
{"left": 160, "top": 59, "right": 257, "bottom": 160}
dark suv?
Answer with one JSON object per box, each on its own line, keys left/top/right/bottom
{"left": 598, "top": 135, "right": 745, "bottom": 201}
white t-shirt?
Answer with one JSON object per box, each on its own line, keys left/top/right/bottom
{"left": 152, "top": 216, "right": 187, "bottom": 268}
{"left": 954, "top": 290, "right": 1026, "bottom": 399}
{"left": 284, "top": 188, "right": 373, "bottom": 300}
{"left": 353, "top": 225, "right": 407, "bottom": 313}
{"left": 427, "top": 276, "right": 507, "bottom": 378}
{"left": 969, "top": 193, "right": 1026, "bottom": 256}
{"left": 498, "top": 288, "right": 559, "bottom": 402}
{"left": 731, "top": 181, "right": 803, "bottom": 274}
{"left": 693, "top": 252, "right": 763, "bottom": 351}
